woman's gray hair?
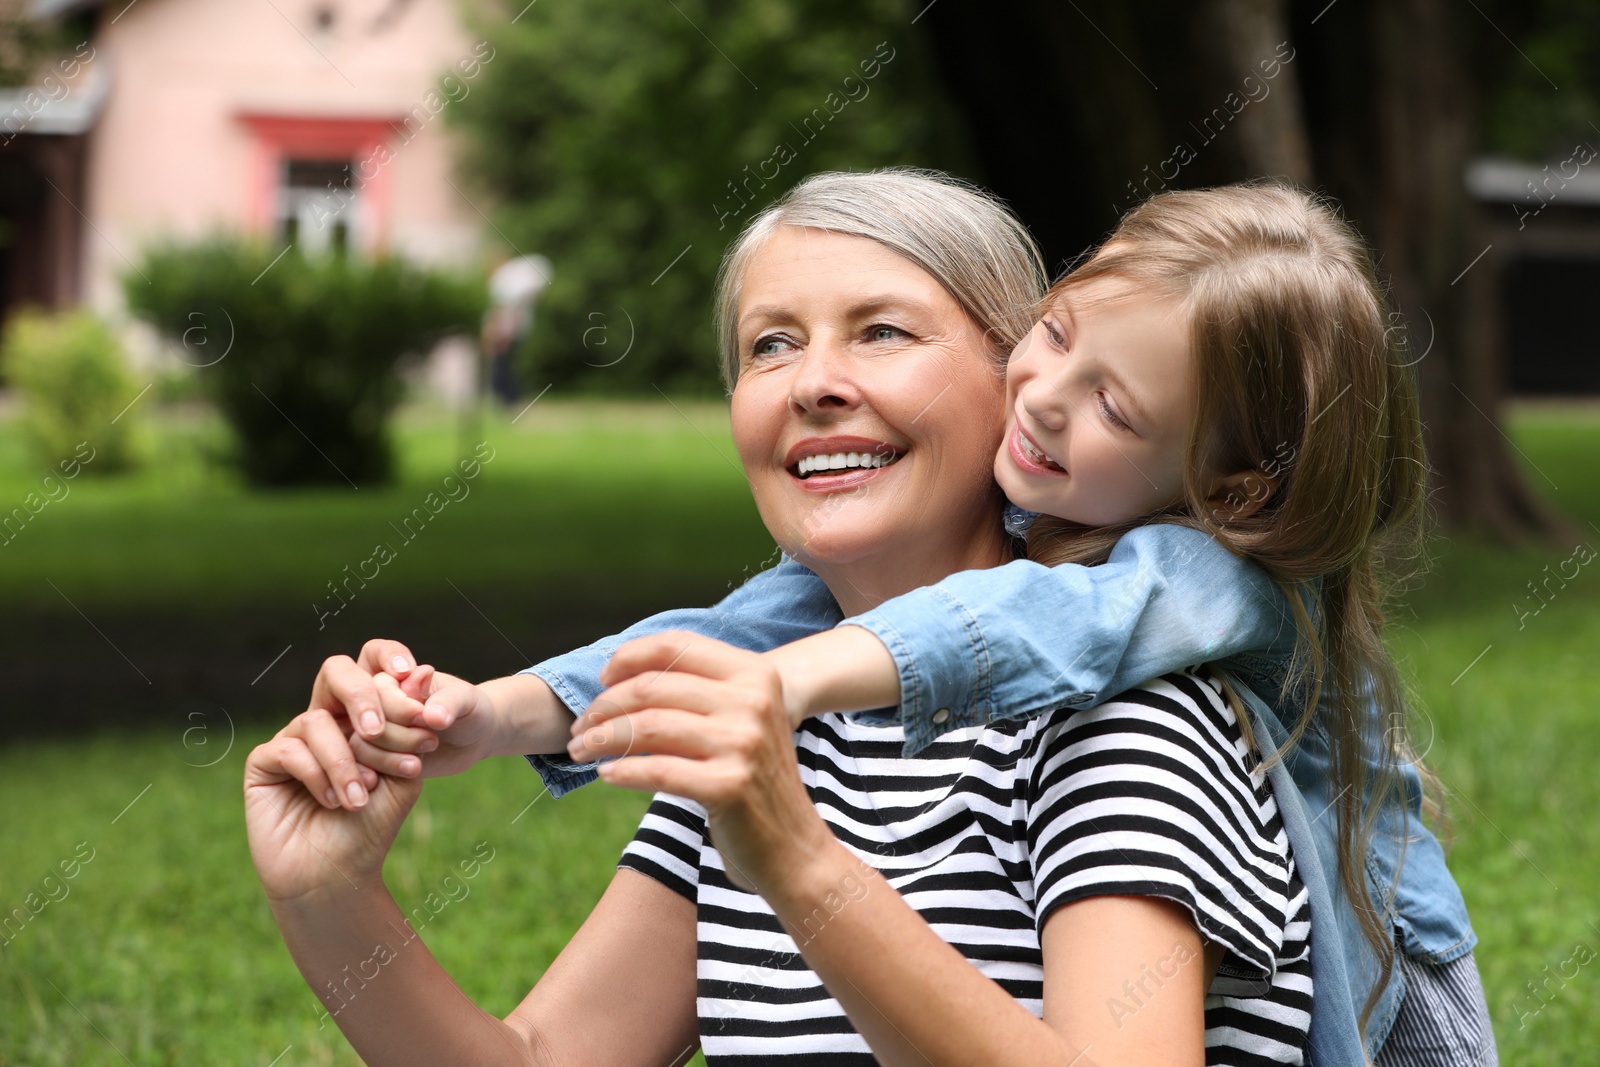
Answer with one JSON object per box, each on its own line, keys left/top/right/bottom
{"left": 713, "top": 168, "right": 1047, "bottom": 392}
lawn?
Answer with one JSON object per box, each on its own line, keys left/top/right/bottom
{"left": 1, "top": 398, "right": 1597, "bottom": 1064}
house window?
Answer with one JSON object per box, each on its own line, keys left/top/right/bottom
{"left": 280, "top": 158, "right": 357, "bottom": 255}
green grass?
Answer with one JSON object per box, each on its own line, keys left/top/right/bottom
{"left": 2, "top": 399, "right": 1598, "bottom": 1064}
{"left": 0, "top": 727, "right": 660, "bottom": 1067}
{"left": 0, "top": 399, "right": 774, "bottom": 610}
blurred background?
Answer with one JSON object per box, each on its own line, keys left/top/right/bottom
{"left": 1, "top": 0, "right": 1596, "bottom": 1062}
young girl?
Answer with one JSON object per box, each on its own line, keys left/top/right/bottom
{"left": 347, "top": 179, "right": 1490, "bottom": 1062}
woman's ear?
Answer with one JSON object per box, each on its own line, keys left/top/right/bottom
{"left": 1205, "top": 468, "right": 1278, "bottom": 523}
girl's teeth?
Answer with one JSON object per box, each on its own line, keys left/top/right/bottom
{"left": 797, "top": 451, "right": 895, "bottom": 476}
{"left": 1019, "top": 431, "right": 1060, "bottom": 469}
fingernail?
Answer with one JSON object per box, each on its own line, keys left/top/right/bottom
{"left": 421, "top": 737, "right": 439, "bottom": 753}
{"left": 347, "top": 781, "right": 367, "bottom": 807}
{"left": 391, "top": 655, "right": 409, "bottom": 672}
{"left": 426, "top": 703, "right": 449, "bottom": 725}
{"left": 324, "top": 788, "right": 337, "bottom": 806}
{"left": 361, "top": 711, "right": 381, "bottom": 735}
{"left": 400, "top": 757, "right": 420, "bottom": 776}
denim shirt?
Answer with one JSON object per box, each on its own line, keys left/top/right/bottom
{"left": 522, "top": 522, "right": 1474, "bottom": 1056}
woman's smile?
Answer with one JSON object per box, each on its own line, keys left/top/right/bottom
{"left": 786, "top": 435, "right": 904, "bottom": 491}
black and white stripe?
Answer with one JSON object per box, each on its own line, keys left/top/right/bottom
{"left": 619, "top": 669, "right": 1312, "bottom": 1065}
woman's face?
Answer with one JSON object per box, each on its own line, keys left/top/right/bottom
{"left": 730, "top": 226, "right": 1010, "bottom": 612}
{"left": 995, "top": 278, "right": 1197, "bottom": 527}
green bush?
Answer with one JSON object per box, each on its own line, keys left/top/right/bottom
{"left": 125, "top": 240, "right": 484, "bottom": 487}
{"left": 0, "top": 307, "right": 140, "bottom": 474}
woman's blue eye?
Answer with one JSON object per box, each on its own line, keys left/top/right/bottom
{"left": 752, "top": 334, "right": 791, "bottom": 357}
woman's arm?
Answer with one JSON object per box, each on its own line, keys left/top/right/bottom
{"left": 245, "top": 728, "right": 699, "bottom": 1066}
{"left": 756, "top": 832, "right": 1218, "bottom": 1067}
{"left": 578, "top": 635, "right": 1223, "bottom": 1067}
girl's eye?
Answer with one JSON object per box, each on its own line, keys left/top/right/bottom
{"left": 1097, "top": 392, "right": 1131, "bottom": 432}
{"left": 866, "top": 324, "right": 906, "bottom": 343}
{"left": 1042, "top": 319, "right": 1067, "bottom": 349}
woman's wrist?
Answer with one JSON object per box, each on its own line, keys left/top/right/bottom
{"left": 264, "top": 873, "right": 390, "bottom": 920}
{"left": 761, "top": 832, "right": 873, "bottom": 928}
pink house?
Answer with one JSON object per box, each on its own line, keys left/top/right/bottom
{"left": 1, "top": 0, "right": 493, "bottom": 324}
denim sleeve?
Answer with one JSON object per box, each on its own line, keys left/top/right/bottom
{"left": 840, "top": 523, "right": 1300, "bottom": 755}
{"left": 521, "top": 556, "right": 842, "bottom": 796}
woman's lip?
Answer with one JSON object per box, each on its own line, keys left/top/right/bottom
{"left": 1007, "top": 423, "right": 1067, "bottom": 477}
{"left": 787, "top": 458, "right": 898, "bottom": 494}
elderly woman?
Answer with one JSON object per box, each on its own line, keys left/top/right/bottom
{"left": 247, "top": 170, "right": 1482, "bottom": 1065}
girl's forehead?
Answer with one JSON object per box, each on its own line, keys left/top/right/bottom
{"left": 1049, "top": 275, "right": 1162, "bottom": 317}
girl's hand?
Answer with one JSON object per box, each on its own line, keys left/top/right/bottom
{"left": 356, "top": 666, "right": 503, "bottom": 780}
{"left": 293, "top": 641, "right": 508, "bottom": 804}
{"left": 244, "top": 730, "right": 423, "bottom": 904}
{"left": 570, "top": 632, "right": 834, "bottom": 895}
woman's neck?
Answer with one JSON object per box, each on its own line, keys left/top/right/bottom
{"left": 808, "top": 514, "right": 1014, "bottom": 618}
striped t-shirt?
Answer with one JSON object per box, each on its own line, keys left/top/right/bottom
{"left": 619, "top": 669, "right": 1312, "bottom": 1065}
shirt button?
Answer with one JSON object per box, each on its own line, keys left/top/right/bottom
{"left": 931, "top": 708, "right": 951, "bottom": 725}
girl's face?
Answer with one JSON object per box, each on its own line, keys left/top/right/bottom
{"left": 995, "top": 277, "right": 1198, "bottom": 527}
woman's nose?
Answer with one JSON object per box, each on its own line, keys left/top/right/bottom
{"left": 788, "top": 337, "right": 858, "bottom": 415}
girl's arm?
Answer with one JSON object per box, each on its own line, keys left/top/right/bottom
{"left": 768, "top": 522, "right": 1296, "bottom": 754}
{"left": 301, "top": 555, "right": 843, "bottom": 803}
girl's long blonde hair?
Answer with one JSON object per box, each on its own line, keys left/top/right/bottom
{"left": 1027, "top": 181, "right": 1434, "bottom": 1036}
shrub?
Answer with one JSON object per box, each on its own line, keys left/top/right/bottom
{"left": 0, "top": 308, "right": 140, "bottom": 473}
{"left": 125, "top": 240, "right": 484, "bottom": 487}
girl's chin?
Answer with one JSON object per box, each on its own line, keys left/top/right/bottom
{"left": 994, "top": 463, "right": 1057, "bottom": 516}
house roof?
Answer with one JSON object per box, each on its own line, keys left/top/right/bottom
{"left": 0, "top": 57, "right": 111, "bottom": 135}
{"left": 1467, "top": 157, "right": 1600, "bottom": 207}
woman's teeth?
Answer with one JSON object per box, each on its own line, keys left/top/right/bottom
{"left": 797, "top": 451, "right": 896, "bottom": 477}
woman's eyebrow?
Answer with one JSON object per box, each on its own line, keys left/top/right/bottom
{"left": 739, "top": 296, "right": 934, "bottom": 330}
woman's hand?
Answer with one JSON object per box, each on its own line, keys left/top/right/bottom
{"left": 569, "top": 631, "right": 835, "bottom": 895}
{"left": 244, "top": 726, "right": 423, "bottom": 904}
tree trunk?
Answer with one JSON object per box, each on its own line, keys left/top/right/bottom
{"left": 1358, "top": 0, "right": 1566, "bottom": 538}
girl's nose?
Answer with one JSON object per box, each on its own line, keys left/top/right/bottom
{"left": 1020, "top": 374, "right": 1068, "bottom": 432}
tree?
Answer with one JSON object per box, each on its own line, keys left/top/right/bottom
{"left": 450, "top": 0, "right": 970, "bottom": 395}
{"left": 919, "top": 0, "right": 1579, "bottom": 537}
